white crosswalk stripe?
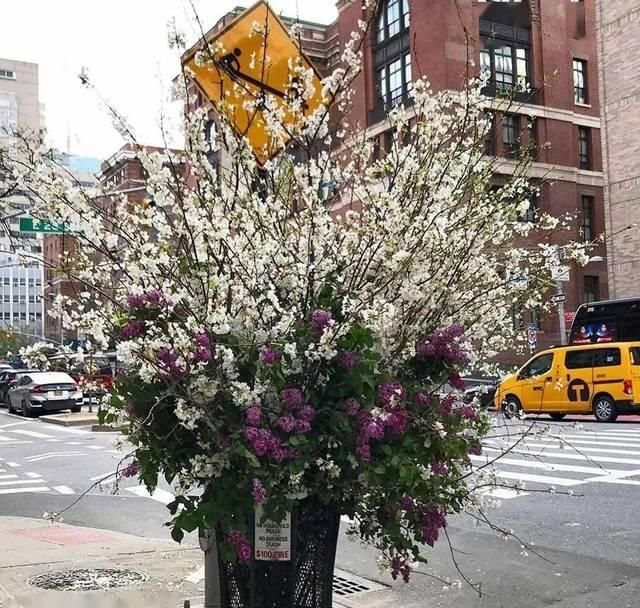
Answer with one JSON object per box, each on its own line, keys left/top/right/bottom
{"left": 125, "top": 486, "right": 175, "bottom": 504}
{"left": 476, "top": 426, "right": 640, "bottom": 500}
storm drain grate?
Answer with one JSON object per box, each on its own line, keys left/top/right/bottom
{"left": 332, "top": 569, "right": 387, "bottom": 597}
{"left": 29, "top": 568, "right": 146, "bottom": 591}
{"left": 333, "top": 575, "right": 370, "bottom": 596}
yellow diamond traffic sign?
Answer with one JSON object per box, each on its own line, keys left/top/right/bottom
{"left": 183, "top": 1, "right": 326, "bottom": 165}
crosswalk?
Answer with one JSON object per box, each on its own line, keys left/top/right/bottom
{"left": 474, "top": 425, "right": 640, "bottom": 500}
{"left": 0, "top": 457, "right": 76, "bottom": 495}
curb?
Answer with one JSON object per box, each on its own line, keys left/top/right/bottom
{"left": 91, "top": 424, "right": 127, "bottom": 433}
{"left": 40, "top": 414, "right": 99, "bottom": 427}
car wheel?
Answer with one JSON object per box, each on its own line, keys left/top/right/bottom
{"left": 502, "top": 396, "right": 522, "bottom": 419}
{"left": 71, "top": 406, "right": 81, "bottom": 413}
{"left": 22, "top": 400, "right": 34, "bottom": 418}
{"left": 7, "top": 399, "right": 13, "bottom": 414}
{"left": 593, "top": 395, "right": 617, "bottom": 423}
{"left": 549, "top": 413, "right": 566, "bottom": 421}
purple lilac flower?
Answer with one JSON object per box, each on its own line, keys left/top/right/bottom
{"left": 401, "top": 496, "right": 416, "bottom": 512}
{"left": 385, "top": 407, "right": 408, "bottom": 436}
{"left": 416, "top": 392, "right": 431, "bottom": 407}
{"left": 157, "top": 348, "right": 186, "bottom": 378}
{"left": 437, "top": 394, "right": 455, "bottom": 416}
{"left": 126, "top": 293, "right": 146, "bottom": 309}
{"left": 145, "top": 289, "right": 166, "bottom": 307}
{"left": 468, "top": 442, "right": 482, "bottom": 456}
{"left": 281, "top": 388, "right": 304, "bottom": 410}
{"left": 194, "top": 346, "right": 211, "bottom": 364}
{"left": 421, "top": 506, "right": 447, "bottom": 547}
{"left": 448, "top": 372, "right": 466, "bottom": 391}
{"left": 390, "top": 553, "right": 412, "bottom": 583}
{"left": 228, "top": 530, "right": 252, "bottom": 563}
{"left": 295, "top": 419, "right": 311, "bottom": 434}
{"left": 278, "top": 415, "right": 296, "bottom": 433}
{"left": 297, "top": 405, "right": 316, "bottom": 423}
{"left": 121, "top": 319, "right": 146, "bottom": 339}
{"left": 363, "top": 420, "right": 385, "bottom": 441}
{"left": 338, "top": 350, "right": 360, "bottom": 371}
{"left": 456, "top": 404, "right": 478, "bottom": 421}
{"left": 195, "top": 332, "right": 211, "bottom": 349}
{"left": 416, "top": 324, "right": 470, "bottom": 365}
{"left": 245, "top": 405, "right": 262, "bottom": 427}
{"left": 244, "top": 427, "right": 277, "bottom": 456}
{"left": 356, "top": 443, "right": 371, "bottom": 462}
{"left": 431, "top": 462, "right": 449, "bottom": 476}
{"left": 310, "top": 309, "right": 333, "bottom": 333}
{"left": 377, "top": 382, "right": 405, "bottom": 407}
{"left": 260, "top": 345, "right": 281, "bottom": 365}
{"left": 344, "top": 398, "right": 361, "bottom": 417}
{"left": 122, "top": 462, "right": 139, "bottom": 478}
{"left": 252, "top": 479, "right": 267, "bottom": 504}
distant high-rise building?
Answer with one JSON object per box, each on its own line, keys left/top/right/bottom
{"left": 596, "top": 1, "right": 640, "bottom": 298}
{"left": 0, "top": 58, "right": 45, "bottom": 340}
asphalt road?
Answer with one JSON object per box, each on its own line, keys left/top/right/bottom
{"left": 3, "top": 407, "right": 640, "bottom": 606}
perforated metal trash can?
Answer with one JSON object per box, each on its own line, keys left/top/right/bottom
{"left": 218, "top": 498, "right": 340, "bottom": 608}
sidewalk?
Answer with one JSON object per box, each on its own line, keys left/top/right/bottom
{"left": 0, "top": 516, "right": 203, "bottom": 607}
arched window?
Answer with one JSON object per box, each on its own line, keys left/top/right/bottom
{"left": 374, "top": 0, "right": 411, "bottom": 112}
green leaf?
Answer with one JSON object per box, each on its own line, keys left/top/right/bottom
{"left": 171, "top": 526, "right": 184, "bottom": 543}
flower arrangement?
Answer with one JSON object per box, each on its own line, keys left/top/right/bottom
{"left": 2, "top": 3, "right": 588, "bottom": 585}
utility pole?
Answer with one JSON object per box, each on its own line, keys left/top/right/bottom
{"left": 556, "top": 278, "right": 567, "bottom": 345}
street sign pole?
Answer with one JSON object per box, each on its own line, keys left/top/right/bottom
{"left": 556, "top": 278, "right": 567, "bottom": 345}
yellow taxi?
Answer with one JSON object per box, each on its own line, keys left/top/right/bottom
{"left": 495, "top": 341, "right": 640, "bottom": 422}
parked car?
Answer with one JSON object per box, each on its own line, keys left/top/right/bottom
{"left": 7, "top": 371, "right": 83, "bottom": 417}
{"left": 48, "top": 354, "right": 114, "bottom": 396}
{"left": 0, "top": 368, "right": 38, "bottom": 405}
{"left": 462, "top": 377, "right": 499, "bottom": 408}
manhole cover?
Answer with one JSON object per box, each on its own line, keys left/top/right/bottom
{"left": 29, "top": 568, "right": 146, "bottom": 591}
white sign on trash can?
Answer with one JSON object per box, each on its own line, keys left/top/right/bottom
{"left": 254, "top": 506, "right": 291, "bottom": 561}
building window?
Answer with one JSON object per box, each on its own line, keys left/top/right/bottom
{"left": 484, "top": 112, "right": 496, "bottom": 156}
{"left": 28, "top": 278, "right": 34, "bottom": 287}
{"left": 581, "top": 195, "right": 594, "bottom": 242}
{"left": 374, "top": 0, "right": 411, "bottom": 110}
{"left": 19, "top": 278, "right": 25, "bottom": 286}
{"left": 28, "top": 295, "right": 35, "bottom": 303}
{"left": 35, "top": 278, "right": 41, "bottom": 286}
{"left": 12, "top": 295, "right": 17, "bottom": 303}
{"left": 2, "top": 278, "right": 8, "bottom": 286}
{"left": 12, "top": 278, "right": 17, "bottom": 287}
{"left": 0, "top": 92, "right": 18, "bottom": 133}
{"left": 480, "top": 43, "right": 529, "bottom": 92}
{"left": 0, "top": 69, "right": 16, "bottom": 80}
{"left": 36, "top": 312, "right": 42, "bottom": 319}
{"left": 2, "top": 295, "right": 8, "bottom": 303}
{"left": 584, "top": 276, "right": 600, "bottom": 303}
{"left": 502, "top": 115, "right": 519, "bottom": 158}
{"left": 578, "top": 126, "right": 591, "bottom": 169}
{"left": 573, "top": 59, "right": 587, "bottom": 104}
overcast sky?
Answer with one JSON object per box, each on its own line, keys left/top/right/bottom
{"left": 0, "top": 0, "right": 338, "bottom": 161}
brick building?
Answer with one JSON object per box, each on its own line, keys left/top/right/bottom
{"left": 596, "top": 0, "right": 640, "bottom": 299}
{"left": 43, "top": 144, "right": 182, "bottom": 344}
{"left": 334, "top": 0, "right": 608, "bottom": 354}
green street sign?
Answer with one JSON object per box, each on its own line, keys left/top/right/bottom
{"left": 19, "top": 217, "right": 70, "bottom": 234}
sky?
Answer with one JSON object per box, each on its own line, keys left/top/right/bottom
{"left": 0, "top": 0, "right": 338, "bottom": 161}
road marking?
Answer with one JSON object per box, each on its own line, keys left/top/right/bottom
{"left": 480, "top": 488, "right": 529, "bottom": 500}
{"left": 0, "top": 475, "right": 18, "bottom": 481}
{"left": 25, "top": 452, "right": 86, "bottom": 463}
{"left": 108, "top": 450, "right": 121, "bottom": 455}
{"left": 471, "top": 455, "right": 614, "bottom": 476}
{"left": 552, "top": 432, "right": 640, "bottom": 442}
{"left": 487, "top": 439, "right": 640, "bottom": 457}
{"left": 46, "top": 439, "right": 62, "bottom": 442}
{"left": 53, "top": 485, "right": 76, "bottom": 495}
{"left": 90, "top": 471, "right": 117, "bottom": 482}
{"left": 6, "top": 462, "right": 20, "bottom": 468}
{"left": 25, "top": 472, "right": 42, "bottom": 479}
{"left": 0, "top": 479, "right": 46, "bottom": 486}
{"left": 587, "top": 477, "right": 640, "bottom": 486}
{"left": 0, "top": 486, "right": 49, "bottom": 495}
{"left": 0, "top": 421, "right": 31, "bottom": 430}
{"left": 493, "top": 471, "right": 584, "bottom": 487}
{"left": 86, "top": 445, "right": 104, "bottom": 450}
{"left": 0, "top": 435, "right": 10, "bottom": 441}
{"left": 11, "top": 429, "right": 53, "bottom": 439}
{"left": 547, "top": 437, "right": 640, "bottom": 450}
{"left": 65, "top": 442, "right": 82, "bottom": 445}
{"left": 483, "top": 446, "right": 640, "bottom": 467}
{"left": 125, "top": 486, "right": 175, "bottom": 504}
